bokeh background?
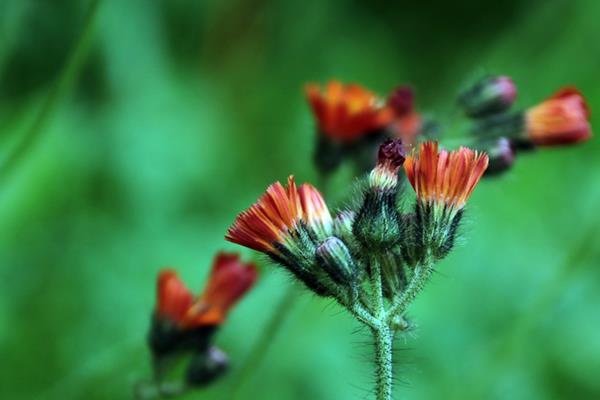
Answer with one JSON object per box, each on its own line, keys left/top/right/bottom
{"left": 1, "top": 0, "right": 599, "bottom": 399}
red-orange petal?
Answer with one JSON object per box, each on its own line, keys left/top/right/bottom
{"left": 183, "top": 253, "right": 258, "bottom": 326}
{"left": 404, "top": 141, "right": 488, "bottom": 209}
{"left": 526, "top": 87, "right": 592, "bottom": 146}
{"left": 304, "top": 80, "right": 394, "bottom": 142}
{"left": 156, "top": 269, "right": 194, "bottom": 325}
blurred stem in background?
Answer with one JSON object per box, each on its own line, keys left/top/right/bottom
{"left": 0, "top": 0, "right": 102, "bottom": 185}
{"left": 228, "top": 284, "right": 302, "bottom": 400}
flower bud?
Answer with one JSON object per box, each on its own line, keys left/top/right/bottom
{"left": 482, "top": 138, "right": 516, "bottom": 177}
{"left": 354, "top": 140, "right": 405, "bottom": 251}
{"left": 368, "top": 139, "right": 406, "bottom": 191}
{"left": 333, "top": 210, "right": 356, "bottom": 244}
{"left": 316, "top": 237, "right": 356, "bottom": 285}
{"left": 185, "top": 346, "right": 230, "bottom": 387}
{"left": 524, "top": 87, "right": 591, "bottom": 146}
{"left": 459, "top": 75, "right": 517, "bottom": 118}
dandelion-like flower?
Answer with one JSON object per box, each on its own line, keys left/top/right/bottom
{"left": 403, "top": 141, "right": 488, "bottom": 260}
{"left": 155, "top": 254, "right": 257, "bottom": 329}
{"left": 305, "top": 81, "right": 394, "bottom": 142}
{"left": 226, "top": 176, "right": 338, "bottom": 296}
{"left": 226, "top": 176, "right": 332, "bottom": 256}
{"left": 525, "top": 87, "right": 591, "bottom": 146}
{"left": 148, "top": 254, "right": 255, "bottom": 390}
{"left": 404, "top": 141, "right": 488, "bottom": 213}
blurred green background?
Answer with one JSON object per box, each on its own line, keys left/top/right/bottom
{"left": 1, "top": 0, "right": 599, "bottom": 399}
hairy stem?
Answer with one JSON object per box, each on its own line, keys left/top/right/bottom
{"left": 386, "top": 259, "right": 434, "bottom": 324}
{"left": 370, "top": 258, "right": 385, "bottom": 317}
{"left": 373, "top": 325, "right": 394, "bottom": 400}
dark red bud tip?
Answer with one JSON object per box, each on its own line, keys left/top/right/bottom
{"left": 378, "top": 139, "right": 406, "bottom": 168}
{"left": 388, "top": 85, "right": 414, "bottom": 115}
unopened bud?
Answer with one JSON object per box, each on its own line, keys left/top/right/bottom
{"left": 483, "top": 138, "right": 516, "bottom": 177}
{"left": 354, "top": 140, "right": 405, "bottom": 250}
{"left": 459, "top": 75, "right": 517, "bottom": 118}
{"left": 333, "top": 210, "right": 355, "bottom": 243}
{"left": 186, "top": 346, "right": 230, "bottom": 387}
{"left": 316, "top": 237, "right": 356, "bottom": 285}
{"left": 368, "top": 139, "right": 406, "bottom": 192}
{"left": 378, "top": 138, "right": 406, "bottom": 167}
{"left": 353, "top": 190, "right": 402, "bottom": 251}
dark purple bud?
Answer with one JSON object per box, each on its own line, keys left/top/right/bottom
{"left": 377, "top": 139, "right": 406, "bottom": 168}
{"left": 484, "top": 138, "right": 516, "bottom": 177}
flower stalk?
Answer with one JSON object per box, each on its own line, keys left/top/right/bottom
{"left": 226, "top": 139, "right": 488, "bottom": 400}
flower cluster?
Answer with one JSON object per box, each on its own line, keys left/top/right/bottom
{"left": 227, "top": 139, "right": 487, "bottom": 310}
{"left": 148, "top": 253, "right": 257, "bottom": 389}
{"left": 460, "top": 76, "right": 592, "bottom": 175}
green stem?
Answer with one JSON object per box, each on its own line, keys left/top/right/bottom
{"left": 386, "top": 260, "right": 434, "bottom": 324}
{"left": 349, "top": 301, "right": 379, "bottom": 329}
{"left": 373, "top": 325, "right": 394, "bottom": 400}
{"left": 228, "top": 285, "right": 301, "bottom": 400}
{"left": 370, "top": 257, "right": 385, "bottom": 317}
{"left": 0, "top": 0, "right": 102, "bottom": 183}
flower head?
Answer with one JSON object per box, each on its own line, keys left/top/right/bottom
{"left": 525, "top": 87, "right": 591, "bottom": 146}
{"left": 226, "top": 176, "right": 332, "bottom": 256}
{"left": 155, "top": 253, "right": 257, "bottom": 328}
{"left": 404, "top": 141, "right": 488, "bottom": 211}
{"left": 305, "top": 81, "right": 394, "bottom": 142}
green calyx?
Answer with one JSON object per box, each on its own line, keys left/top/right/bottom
{"left": 316, "top": 236, "right": 357, "bottom": 285}
{"left": 353, "top": 189, "right": 403, "bottom": 252}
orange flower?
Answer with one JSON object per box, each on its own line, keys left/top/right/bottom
{"left": 186, "top": 253, "right": 257, "bottom": 326}
{"left": 404, "top": 141, "right": 488, "bottom": 210}
{"left": 155, "top": 253, "right": 257, "bottom": 328}
{"left": 226, "top": 176, "right": 332, "bottom": 255}
{"left": 526, "top": 87, "right": 591, "bottom": 146}
{"left": 305, "top": 81, "right": 394, "bottom": 142}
